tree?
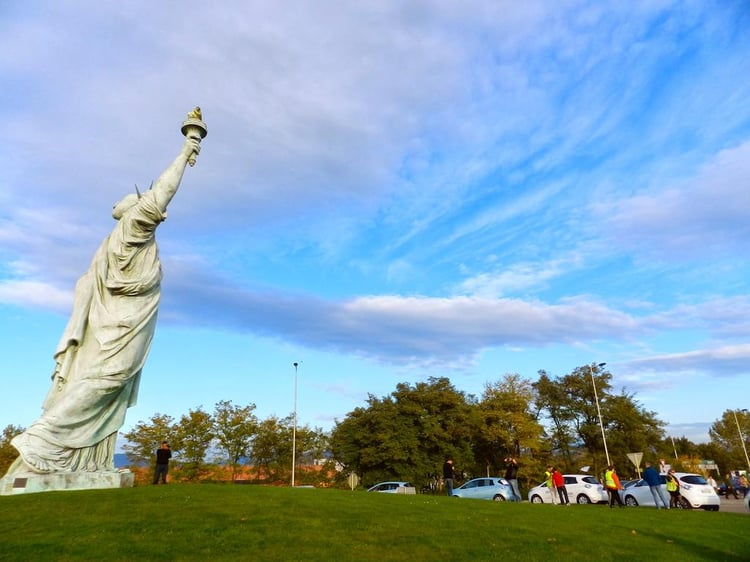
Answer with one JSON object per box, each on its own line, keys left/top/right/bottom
{"left": 331, "top": 377, "right": 476, "bottom": 488}
{"left": 120, "top": 413, "right": 177, "bottom": 467}
{"left": 212, "top": 400, "right": 258, "bottom": 481}
{"left": 602, "top": 390, "right": 663, "bottom": 475}
{"left": 474, "top": 374, "right": 544, "bottom": 475}
{"left": 252, "top": 415, "right": 293, "bottom": 482}
{"left": 173, "top": 407, "right": 215, "bottom": 481}
{"left": 533, "top": 364, "right": 665, "bottom": 476}
{"left": 709, "top": 409, "right": 750, "bottom": 471}
{"left": 0, "top": 424, "right": 24, "bottom": 475}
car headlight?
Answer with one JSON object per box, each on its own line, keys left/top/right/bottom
{"left": 681, "top": 483, "right": 692, "bottom": 491}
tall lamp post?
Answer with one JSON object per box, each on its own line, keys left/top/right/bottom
{"left": 732, "top": 408, "right": 750, "bottom": 470}
{"left": 291, "top": 361, "right": 300, "bottom": 487}
{"left": 589, "top": 362, "right": 610, "bottom": 467}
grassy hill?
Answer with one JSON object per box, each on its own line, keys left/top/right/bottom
{"left": 1, "top": 484, "right": 748, "bottom": 561}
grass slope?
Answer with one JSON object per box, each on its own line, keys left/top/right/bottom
{"left": 1, "top": 484, "right": 748, "bottom": 561}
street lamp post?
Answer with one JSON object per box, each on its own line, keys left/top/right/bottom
{"left": 292, "top": 361, "right": 300, "bottom": 487}
{"left": 732, "top": 408, "right": 750, "bottom": 470}
{"left": 589, "top": 362, "right": 610, "bottom": 467}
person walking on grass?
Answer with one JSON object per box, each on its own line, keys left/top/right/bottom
{"left": 605, "top": 465, "right": 625, "bottom": 508}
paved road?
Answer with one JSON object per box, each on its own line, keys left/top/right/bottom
{"left": 720, "top": 497, "right": 748, "bottom": 514}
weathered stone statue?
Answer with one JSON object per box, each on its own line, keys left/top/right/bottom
{"left": 1, "top": 109, "right": 206, "bottom": 492}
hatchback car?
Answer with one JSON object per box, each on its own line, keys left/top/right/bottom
{"left": 452, "top": 477, "right": 514, "bottom": 501}
{"left": 528, "top": 474, "right": 608, "bottom": 504}
{"left": 367, "top": 481, "right": 416, "bottom": 494}
{"left": 621, "top": 472, "right": 719, "bottom": 510}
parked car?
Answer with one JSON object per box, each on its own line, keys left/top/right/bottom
{"left": 528, "top": 474, "right": 608, "bottom": 504}
{"left": 621, "top": 472, "right": 719, "bottom": 511}
{"left": 367, "top": 481, "right": 416, "bottom": 494}
{"left": 452, "top": 477, "right": 514, "bottom": 501}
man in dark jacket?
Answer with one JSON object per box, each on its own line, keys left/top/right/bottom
{"left": 153, "top": 441, "right": 172, "bottom": 484}
{"left": 442, "top": 458, "right": 455, "bottom": 496}
{"left": 504, "top": 457, "right": 521, "bottom": 502}
{"left": 643, "top": 461, "right": 669, "bottom": 509}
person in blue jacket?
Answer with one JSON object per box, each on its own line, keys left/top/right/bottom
{"left": 643, "top": 461, "right": 669, "bottom": 509}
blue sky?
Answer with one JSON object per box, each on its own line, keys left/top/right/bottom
{"left": 1, "top": 1, "right": 749, "bottom": 445}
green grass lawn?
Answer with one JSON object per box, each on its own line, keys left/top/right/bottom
{"left": 1, "top": 484, "right": 748, "bottom": 561}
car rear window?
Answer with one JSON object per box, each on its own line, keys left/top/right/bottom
{"left": 681, "top": 475, "right": 708, "bottom": 485}
{"left": 581, "top": 476, "right": 600, "bottom": 485}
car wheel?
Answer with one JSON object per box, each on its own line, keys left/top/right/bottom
{"left": 677, "top": 497, "right": 691, "bottom": 509}
{"left": 576, "top": 494, "right": 591, "bottom": 504}
{"left": 493, "top": 494, "right": 506, "bottom": 501}
{"left": 531, "top": 495, "right": 543, "bottom": 504}
{"left": 624, "top": 495, "right": 638, "bottom": 507}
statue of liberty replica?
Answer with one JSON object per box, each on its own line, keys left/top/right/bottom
{"left": 1, "top": 108, "right": 207, "bottom": 494}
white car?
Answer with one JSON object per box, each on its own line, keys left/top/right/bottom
{"left": 367, "top": 481, "right": 416, "bottom": 494}
{"left": 621, "top": 472, "right": 719, "bottom": 511}
{"left": 528, "top": 474, "right": 608, "bottom": 504}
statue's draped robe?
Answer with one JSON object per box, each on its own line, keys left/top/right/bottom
{"left": 11, "top": 193, "right": 165, "bottom": 473}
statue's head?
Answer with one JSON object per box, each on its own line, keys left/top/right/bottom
{"left": 112, "top": 193, "right": 140, "bottom": 219}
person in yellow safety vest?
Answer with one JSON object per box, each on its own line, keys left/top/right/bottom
{"left": 666, "top": 469, "right": 681, "bottom": 508}
{"left": 605, "top": 465, "right": 625, "bottom": 508}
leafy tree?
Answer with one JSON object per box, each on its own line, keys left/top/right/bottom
{"left": 120, "top": 413, "right": 177, "bottom": 467}
{"left": 474, "top": 374, "right": 544, "bottom": 475}
{"left": 173, "top": 407, "right": 215, "bottom": 481}
{"left": 532, "top": 369, "right": 577, "bottom": 464}
{"left": 602, "top": 390, "right": 664, "bottom": 474}
{"left": 533, "top": 364, "right": 665, "bottom": 476}
{"left": 709, "top": 409, "right": 750, "bottom": 471}
{"left": 331, "top": 377, "right": 476, "bottom": 488}
{"left": 212, "top": 400, "right": 258, "bottom": 481}
{"left": 0, "top": 424, "right": 24, "bottom": 475}
{"left": 252, "top": 415, "right": 293, "bottom": 482}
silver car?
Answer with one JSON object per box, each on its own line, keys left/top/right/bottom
{"left": 367, "top": 481, "right": 416, "bottom": 494}
{"left": 452, "top": 477, "right": 514, "bottom": 501}
{"left": 528, "top": 474, "right": 608, "bottom": 504}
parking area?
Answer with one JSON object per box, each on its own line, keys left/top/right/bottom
{"left": 720, "top": 497, "right": 748, "bottom": 514}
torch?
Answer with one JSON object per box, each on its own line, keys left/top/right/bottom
{"left": 181, "top": 106, "right": 208, "bottom": 166}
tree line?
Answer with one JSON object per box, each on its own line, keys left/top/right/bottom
{"left": 1, "top": 364, "right": 748, "bottom": 491}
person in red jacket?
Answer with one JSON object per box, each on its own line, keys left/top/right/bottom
{"left": 552, "top": 467, "right": 570, "bottom": 504}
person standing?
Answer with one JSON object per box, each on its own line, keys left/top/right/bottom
{"left": 545, "top": 465, "right": 557, "bottom": 504}
{"left": 504, "top": 457, "right": 521, "bottom": 502}
{"left": 736, "top": 472, "right": 748, "bottom": 498}
{"left": 706, "top": 474, "right": 718, "bottom": 494}
{"left": 153, "top": 441, "right": 172, "bottom": 484}
{"left": 552, "top": 467, "right": 569, "bottom": 505}
{"left": 443, "top": 458, "right": 455, "bottom": 496}
{"left": 643, "top": 461, "right": 669, "bottom": 509}
{"left": 666, "top": 469, "right": 681, "bottom": 508}
{"left": 605, "top": 465, "right": 625, "bottom": 508}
